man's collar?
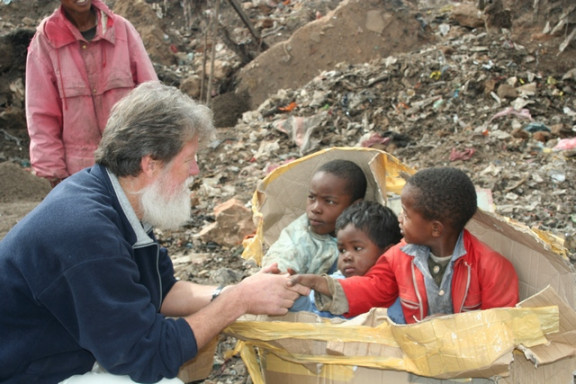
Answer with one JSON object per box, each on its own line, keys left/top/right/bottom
{"left": 107, "top": 169, "right": 154, "bottom": 247}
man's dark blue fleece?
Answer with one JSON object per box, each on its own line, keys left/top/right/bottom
{"left": 0, "top": 165, "right": 198, "bottom": 383}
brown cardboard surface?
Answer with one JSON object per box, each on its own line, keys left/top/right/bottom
{"left": 467, "top": 210, "right": 576, "bottom": 309}
{"left": 177, "top": 336, "right": 218, "bottom": 382}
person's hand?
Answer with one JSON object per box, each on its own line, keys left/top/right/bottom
{"left": 260, "top": 263, "right": 297, "bottom": 275}
{"left": 235, "top": 270, "right": 310, "bottom": 316}
{"left": 289, "top": 274, "right": 318, "bottom": 289}
{"left": 261, "top": 262, "right": 282, "bottom": 274}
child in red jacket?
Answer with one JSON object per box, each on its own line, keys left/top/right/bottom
{"left": 292, "top": 167, "right": 519, "bottom": 324}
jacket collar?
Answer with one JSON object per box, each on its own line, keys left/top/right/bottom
{"left": 401, "top": 230, "right": 466, "bottom": 261}
{"left": 106, "top": 168, "right": 155, "bottom": 248}
{"left": 40, "top": 0, "right": 116, "bottom": 48}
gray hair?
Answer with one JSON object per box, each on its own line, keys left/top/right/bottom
{"left": 95, "top": 81, "right": 215, "bottom": 177}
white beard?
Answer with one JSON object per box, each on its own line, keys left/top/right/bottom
{"left": 140, "top": 174, "right": 194, "bottom": 230}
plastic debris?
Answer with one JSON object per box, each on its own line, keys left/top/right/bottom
{"left": 449, "top": 148, "right": 476, "bottom": 161}
{"left": 523, "top": 122, "right": 550, "bottom": 133}
{"left": 553, "top": 137, "right": 576, "bottom": 151}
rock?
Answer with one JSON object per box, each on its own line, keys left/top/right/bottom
{"left": 211, "top": 90, "right": 251, "bottom": 128}
{"left": 180, "top": 75, "right": 202, "bottom": 100}
{"left": 203, "top": 58, "right": 233, "bottom": 81}
{"left": 113, "top": 0, "right": 176, "bottom": 66}
{"left": 450, "top": 2, "right": 485, "bottom": 29}
{"left": 497, "top": 83, "right": 518, "bottom": 99}
{"left": 194, "top": 198, "right": 256, "bottom": 246}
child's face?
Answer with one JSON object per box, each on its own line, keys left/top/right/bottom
{"left": 399, "top": 184, "right": 434, "bottom": 246}
{"left": 306, "top": 171, "right": 355, "bottom": 236}
{"left": 336, "top": 223, "right": 383, "bottom": 278}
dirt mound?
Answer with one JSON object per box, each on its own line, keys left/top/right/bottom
{"left": 236, "top": 0, "right": 432, "bottom": 109}
{"left": 0, "top": 161, "right": 50, "bottom": 203}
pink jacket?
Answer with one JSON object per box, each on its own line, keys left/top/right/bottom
{"left": 25, "top": 0, "right": 157, "bottom": 179}
{"left": 339, "top": 230, "right": 519, "bottom": 323}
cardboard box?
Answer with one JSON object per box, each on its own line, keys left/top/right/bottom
{"left": 177, "top": 336, "right": 218, "bottom": 383}
{"left": 231, "top": 147, "right": 576, "bottom": 384}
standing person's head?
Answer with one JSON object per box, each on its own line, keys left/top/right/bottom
{"left": 306, "top": 159, "right": 367, "bottom": 236}
{"left": 60, "top": 0, "right": 96, "bottom": 32}
{"left": 399, "top": 167, "right": 477, "bottom": 247}
{"left": 60, "top": 0, "right": 92, "bottom": 15}
{"left": 95, "top": 81, "right": 216, "bottom": 230}
{"left": 335, "top": 201, "right": 402, "bottom": 278}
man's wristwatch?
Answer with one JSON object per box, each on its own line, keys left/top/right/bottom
{"left": 211, "top": 285, "right": 225, "bottom": 302}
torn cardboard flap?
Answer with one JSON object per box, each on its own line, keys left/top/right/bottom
{"left": 234, "top": 147, "right": 576, "bottom": 384}
{"left": 516, "top": 285, "right": 576, "bottom": 365}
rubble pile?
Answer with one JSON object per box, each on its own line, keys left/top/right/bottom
{"left": 192, "top": 26, "right": 576, "bottom": 250}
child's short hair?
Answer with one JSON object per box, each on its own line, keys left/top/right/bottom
{"left": 335, "top": 200, "right": 402, "bottom": 250}
{"left": 315, "top": 159, "right": 367, "bottom": 201}
{"left": 406, "top": 167, "right": 477, "bottom": 231}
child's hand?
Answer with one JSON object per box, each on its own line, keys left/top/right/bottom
{"left": 289, "top": 274, "right": 319, "bottom": 290}
{"left": 290, "top": 274, "right": 333, "bottom": 297}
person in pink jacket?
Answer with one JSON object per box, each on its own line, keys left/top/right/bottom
{"left": 292, "top": 167, "right": 519, "bottom": 324}
{"left": 25, "top": 0, "right": 158, "bottom": 187}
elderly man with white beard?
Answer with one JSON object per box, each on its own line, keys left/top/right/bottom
{"left": 0, "top": 81, "right": 310, "bottom": 384}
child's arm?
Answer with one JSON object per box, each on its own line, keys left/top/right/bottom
{"left": 293, "top": 274, "right": 329, "bottom": 295}
{"left": 290, "top": 274, "right": 350, "bottom": 315}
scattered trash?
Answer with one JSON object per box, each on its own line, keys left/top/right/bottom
{"left": 489, "top": 107, "right": 533, "bottom": 123}
{"left": 449, "top": 148, "right": 476, "bottom": 161}
{"left": 278, "top": 101, "right": 297, "bottom": 112}
{"left": 548, "top": 169, "right": 566, "bottom": 183}
{"left": 523, "top": 122, "right": 550, "bottom": 133}
{"left": 359, "top": 132, "right": 391, "bottom": 149}
{"left": 553, "top": 137, "right": 576, "bottom": 151}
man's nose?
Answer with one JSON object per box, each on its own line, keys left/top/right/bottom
{"left": 189, "top": 156, "right": 199, "bottom": 176}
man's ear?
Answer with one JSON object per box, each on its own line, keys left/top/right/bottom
{"left": 140, "top": 155, "right": 159, "bottom": 179}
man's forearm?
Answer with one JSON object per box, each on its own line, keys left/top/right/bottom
{"left": 161, "top": 281, "right": 217, "bottom": 316}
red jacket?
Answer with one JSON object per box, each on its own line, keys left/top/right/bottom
{"left": 25, "top": 0, "right": 157, "bottom": 179}
{"left": 339, "top": 230, "right": 519, "bottom": 323}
